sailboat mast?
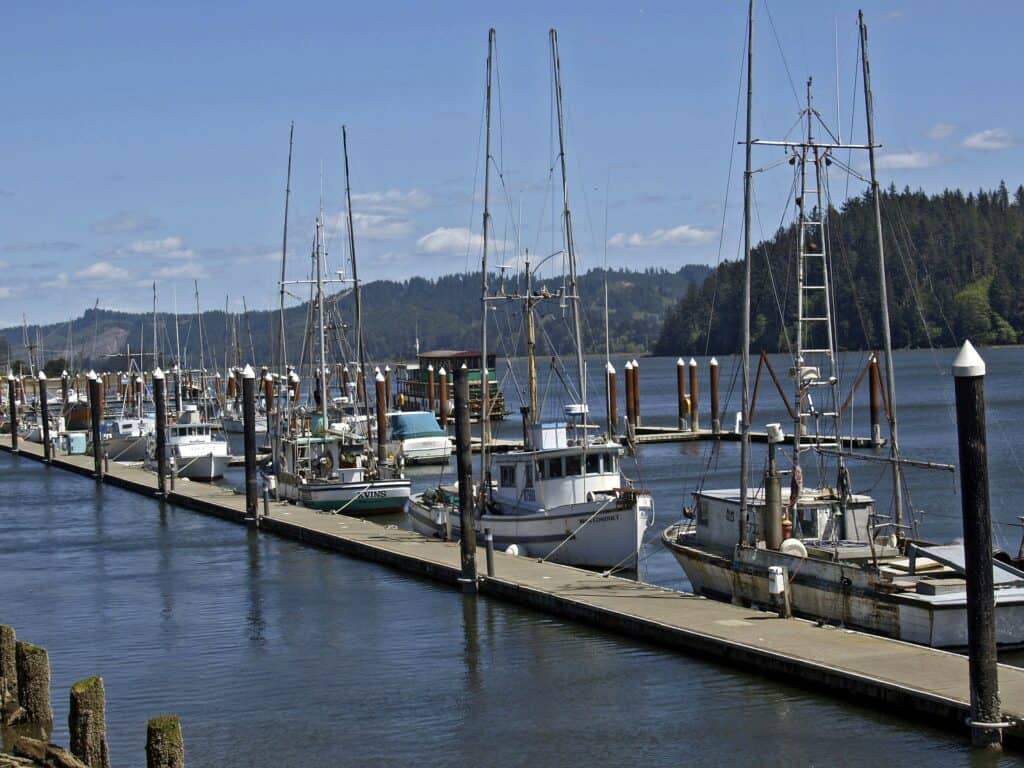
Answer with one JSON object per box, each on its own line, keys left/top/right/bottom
{"left": 342, "top": 125, "right": 369, "bottom": 423}
{"left": 526, "top": 254, "right": 538, "bottom": 422}
{"left": 195, "top": 280, "right": 205, "bottom": 408}
{"left": 480, "top": 27, "right": 495, "bottom": 472}
{"left": 279, "top": 123, "right": 294, "bottom": 380}
{"left": 859, "top": 11, "right": 904, "bottom": 534}
{"left": 739, "top": 0, "right": 754, "bottom": 543}
{"left": 550, "top": 28, "right": 586, "bottom": 414}
{"left": 152, "top": 283, "right": 158, "bottom": 369}
{"left": 315, "top": 214, "right": 329, "bottom": 430}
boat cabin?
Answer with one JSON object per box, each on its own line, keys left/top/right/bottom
{"left": 489, "top": 423, "right": 622, "bottom": 513}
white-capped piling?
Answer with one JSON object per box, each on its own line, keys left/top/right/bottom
{"left": 153, "top": 368, "right": 168, "bottom": 498}
{"left": 7, "top": 372, "right": 18, "bottom": 452}
{"left": 242, "top": 365, "right": 258, "bottom": 523}
{"left": 689, "top": 358, "right": 699, "bottom": 432}
{"left": 438, "top": 366, "right": 449, "bottom": 429}
{"left": 675, "top": 358, "right": 687, "bottom": 430}
{"left": 38, "top": 371, "right": 51, "bottom": 462}
{"left": 375, "top": 369, "right": 387, "bottom": 465}
{"left": 710, "top": 358, "right": 721, "bottom": 434}
{"left": 454, "top": 364, "right": 477, "bottom": 592}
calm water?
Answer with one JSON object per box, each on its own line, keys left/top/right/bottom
{"left": 2, "top": 348, "right": 1023, "bottom": 766}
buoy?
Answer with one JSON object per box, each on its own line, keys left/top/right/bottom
{"left": 779, "top": 538, "right": 808, "bottom": 558}
{"left": 505, "top": 544, "right": 521, "bottom": 556}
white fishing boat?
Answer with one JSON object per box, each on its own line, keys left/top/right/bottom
{"left": 103, "top": 415, "right": 154, "bottom": 462}
{"left": 149, "top": 405, "right": 229, "bottom": 481}
{"left": 407, "top": 29, "right": 653, "bottom": 570}
{"left": 388, "top": 410, "right": 449, "bottom": 464}
{"left": 662, "top": 7, "right": 1024, "bottom": 649}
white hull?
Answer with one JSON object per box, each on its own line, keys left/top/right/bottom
{"left": 663, "top": 525, "right": 1024, "bottom": 649}
{"left": 277, "top": 472, "right": 410, "bottom": 515}
{"left": 105, "top": 435, "right": 150, "bottom": 462}
{"left": 408, "top": 493, "right": 651, "bottom": 569}
{"left": 173, "top": 452, "right": 230, "bottom": 481}
{"left": 396, "top": 436, "right": 451, "bottom": 465}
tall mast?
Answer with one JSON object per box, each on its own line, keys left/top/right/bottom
{"left": 550, "top": 28, "right": 586, "bottom": 416}
{"left": 342, "top": 125, "right": 369, "bottom": 424}
{"left": 739, "top": 0, "right": 754, "bottom": 543}
{"left": 315, "top": 209, "right": 329, "bottom": 431}
{"left": 173, "top": 288, "right": 182, "bottom": 410}
{"left": 480, "top": 28, "right": 495, "bottom": 475}
{"left": 278, "top": 123, "right": 294, "bottom": 381}
{"left": 194, "top": 280, "right": 205, "bottom": 406}
{"left": 152, "top": 282, "right": 158, "bottom": 369}
{"left": 859, "top": 11, "right": 904, "bottom": 535}
{"left": 526, "top": 253, "right": 538, "bottom": 422}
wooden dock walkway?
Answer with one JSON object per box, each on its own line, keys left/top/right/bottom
{"left": 1, "top": 435, "right": 1019, "bottom": 747}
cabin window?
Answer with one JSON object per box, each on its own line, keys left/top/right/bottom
{"left": 585, "top": 453, "right": 601, "bottom": 474}
{"left": 535, "top": 460, "right": 545, "bottom": 480}
{"left": 566, "top": 455, "right": 582, "bottom": 476}
{"left": 697, "top": 500, "right": 709, "bottom": 527}
{"left": 524, "top": 464, "right": 534, "bottom": 488}
{"left": 604, "top": 453, "right": 617, "bottom": 473}
{"left": 799, "top": 507, "right": 819, "bottom": 538}
{"left": 499, "top": 465, "right": 516, "bottom": 488}
{"left": 547, "top": 457, "right": 563, "bottom": 478}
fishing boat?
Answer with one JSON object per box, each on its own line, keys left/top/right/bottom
{"left": 268, "top": 128, "right": 409, "bottom": 515}
{"left": 388, "top": 410, "right": 450, "bottom": 464}
{"left": 662, "top": 7, "right": 1024, "bottom": 649}
{"left": 148, "top": 404, "right": 229, "bottom": 481}
{"left": 407, "top": 28, "right": 653, "bottom": 569}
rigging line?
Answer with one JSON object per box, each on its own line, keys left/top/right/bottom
{"left": 703, "top": 16, "right": 749, "bottom": 357}
{"left": 464, "top": 83, "right": 488, "bottom": 276}
{"left": 762, "top": 0, "right": 802, "bottom": 112}
{"left": 844, "top": 22, "right": 862, "bottom": 202}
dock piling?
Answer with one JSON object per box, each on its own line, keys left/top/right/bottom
{"left": 624, "top": 361, "right": 634, "bottom": 433}
{"left": 676, "top": 358, "right": 687, "bottom": 431}
{"left": 426, "top": 364, "right": 435, "bottom": 415}
{"left": 146, "top": 715, "right": 184, "bottom": 768}
{"left": 952, "top": 340, "right": 1002, "bottom": 750}
{"left": 606, "top": 362, "right": 617, "bottom": 437}
{"left": 88, "top": 372, "right": 101, "bottom": 479}
{"left": 454, "top": 365, "right": 477, "bottom": 593}
{"left": 60, "top": 371, "right": 69, "bottom": 419}
{"left": 384, "top": 365, "right": 392, "bottom": 412}
{"left": 0, "top": 624, "right": 17, "bottom": 706}
{"left": 630, "top": 359, "right": 640, "bottom": 428}
{"left": 153, "top": 368, "right": 167, "bottom": 497}
{"left": 7, "top": 372, "right": 18, "bottom": 453}
{"left": 38, "top": 371, "right": 51, "bottom": 463}
{"left": 710, "top": 357, "right": 721, "bottom": 435}
{"left": 15, "top": 641, "right": 52, "bottom": 725}
{"left": 689, "top": 358, "right": 700, "bottom": 432}
{"left": 69, "top": 675, "right": 110, "bottom": 768}
{"left": 375, "top": 369, "right": 387, "bottom": 465}
{"left": 438, "top": 367, "right": 449, "bottom": 430}
{"left": 484, "top": 528, "right": 494, "bottom": 577}
{"left": 869, "top": 353, "right": 883, "bottom": 448}
{"left": 242, "top": 365, "right": 258, "bottom": 522}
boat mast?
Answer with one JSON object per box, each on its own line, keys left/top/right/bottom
{"left": 550, "top": 29, "right": 587, "bottom": 420}
{"left": 279, "top": 123, "right": 294, "bottom": 377}
{"left": 480, "top": 28, "right": 495, "bottom": 475}
{"left": 152, "top": 282, "right": 158, "bottom": 369}
{"left": 194, "top": 280, "right": 205, "bottom": 410}
{"left": 315, "top": 208, "right": 329, "bottom": 432}
{"left": 342, "top": 125, "right": 369, "bottom": 426}
{"left": 739, "top": 0, "right": 754, "bottom": 544}
{"left": 859, "top": 11, "right": 904, "bottom": 536}
{"left": 525, "top": 253, "right": 538, "bottom": 423}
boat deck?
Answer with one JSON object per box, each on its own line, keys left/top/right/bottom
{"left": 3, "top": 434, "right": 1024, "bottom": 748}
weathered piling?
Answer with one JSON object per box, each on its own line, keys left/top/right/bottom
{"left": 88, "top": 373, "right": 102, "bottom": 479}
{"left": 341, "top": 365, "right": 351, "bottom": 398}
{"left": 630, "top": 359, "right": 641, "bottom": 428}
{"left": 426, "top": 364, "right": 436, "bottom": 415}
{"left": 764, "top": 423, "right": 783, "bottom": 550}
{"left": 7, "top": 372, "right": 18, "bottom": 453}
{"left": 605, "top": 362, "right": 617, "bottom": 435}
{"left": 242, "top": 365, "right": 258, "bottom": 522}
{"left": 689, "top": 358, "right": 700, "bottom": 432}
{"left": 675, "top": 358, "right": 687, "bottom": 430}
{"left": 153, "top": 369, "right": 168, "bottom": 498}
{"left": 69, "top": 676, "right": 109, "bottom": 768}
{"left": 38, "top": 372, "right": 51, "bottom": 463}
{"left": 454, "top": 365, "right": 477, "bottom": 593}
{"left": 710, "top": 357, "right": 721, "bottom": 435}
{"left": 15, "top": 642, "right": 52, "bottom": 724}
{"left": 384, "top": 365, "right": 392, "bottom": 412}
{"left": 135, "top": 375, "right": 144, "bottom": 418}
{"left": 869, "top": 353, "right": 883, "bottom": 448}
{"left": 953, "top": 341, "right": 1002, "bottom": 750}
{"left": 438, "top": 367, "right": 449, "bottom": 429}
{"left": 375, "top": 370, "right": 388, "bottom": 464}
{"left": 623, "top": 361, "right": 634, "bottom": 432}
{"left": 354, "top": 365, "right": 363, "bottom": 405}
{"left": 60, "top": 371, "right": 70, "bottom": 416}
{"left": 0, "top": 624, "right": 16, "bottom": 705}
{"left": 146, "top": 715, "right": 184, "bottom": 768}
{"left": 172, "top": 367, "right": 182, "bottom": 416}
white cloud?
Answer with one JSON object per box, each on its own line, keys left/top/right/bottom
{"left": 925, "top": 122, "right": 955, "bottom": 140}
{"left": 416, "top": 226, "right": 509, "bottom": 255}
{"left": 0, "top": 286, "right": 12, "bottom": 299}
{"left": 326, "top": 211, "right": 413, "bottom": 241}
{"left": 77, "top": 261, "right": 130, "bottom": 281}
{"left": 129, "top": 236, "right": 195, "bottom": 260}
{"left": 42, "top": 272, "right": 69, "bottom": 289}
{"left": 155, "top": 263, "right": 207, "bottom": 280}
{"left": 608, "top": 224, "right": 715, "bottom": 249}
{"left": 352, "top": 188, "right": 432, "bottom": 213}
{"left": 876, "top": 150, "right": 941, "bottom": 169}
{"left": 93, "top": 210, "right": 160, "bottom": 234}
{"left": 963, "top": 129, "right": 1014, "bottom": 151}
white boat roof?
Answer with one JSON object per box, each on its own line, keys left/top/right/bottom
{"left": 695, "top": 487, "right": 875, "bottom": 505}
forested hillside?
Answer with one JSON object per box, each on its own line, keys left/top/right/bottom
{"left": 655, "top": 183, "right": 1024, "bottom": 356}
{"left": 3, "top": 265, "right": 709, "bottom": 372}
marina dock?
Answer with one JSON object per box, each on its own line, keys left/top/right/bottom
{"left": 3, "top": 434, "right": 1021, "bottom": 748}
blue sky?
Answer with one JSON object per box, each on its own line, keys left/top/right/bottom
{"left": 3, "top": 1, "right": 1022, "bottom": 327}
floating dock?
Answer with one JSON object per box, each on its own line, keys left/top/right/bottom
{"left": 1, "top": 435, "right": 1019, "bottom": 748}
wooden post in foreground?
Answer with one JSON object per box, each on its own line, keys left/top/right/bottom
{"left": 242, "top": 365, "right": 258, "bottom": 522}
{"left": 146, "top": 715, "right": 184, "bottom": 768}
{"left": 154, "top": 368, "right": 168, "bottom": 498}
{"left": 38, "top": 371, "right": 51, "bottom": 462}
{"left": 952, "top": 340, "right": 1002, "bottom": 751}
{"left": 454, "top": 365, "right": 477, "bottom": 593}
{"left": 88, "top": 372, "right": 102, "bottom": 479}
{"left": 15, "top": 641, "right": 52, "bottom": 724}
{"left": 0, "top": 624, "right": 17, "bottom": 706}
{"left": 69, "top": 675, "right": 110, "bottom": 768}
